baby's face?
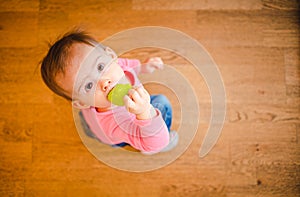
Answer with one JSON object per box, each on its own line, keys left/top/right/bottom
{"left": 56, "top": 43, "right": 126, "bottom": 109}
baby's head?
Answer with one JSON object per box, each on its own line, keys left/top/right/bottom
{"left": 41, "top": 30, "right": 125, "bottom": 109}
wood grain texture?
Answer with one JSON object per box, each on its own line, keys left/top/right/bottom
{"left": 132, "top": 0, "right": 262, "bottom": 10}
{"left": 0, "top": 0, "right": 299, "bottom": 196}
{"left": 0, "top": 12, "right": 38, "bottom": 48}
{"left": 0, "top": 0, "right": 39, "bottom": 12}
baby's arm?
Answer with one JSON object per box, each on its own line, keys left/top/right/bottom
{"left": 118, "top": 57, "right": 164, "bottom": 75}
{"left": 122, "top": 85, "right": 169, "bottom": 153}
{"left": 122, "top": 112, "right": 169, "bottom": 153}
{"left": 139, "top": 57, "right": 164, "bottom": 74}
{"left": 119, "top": 109, "right": 169, "bottom": 153}
{"left": 82, "top": 106, "right": 169, "bottom": 153}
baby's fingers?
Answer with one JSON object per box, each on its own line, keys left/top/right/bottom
{"left": 123, "top": 95, "right": 135, "bottom": 110}
{"left": 128, "top": 88, "right": 143, "bottom": 104}
{"left": 134, "top": 86, "right": 150, "bottom": 100}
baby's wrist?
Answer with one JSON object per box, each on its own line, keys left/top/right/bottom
{"left": 136, "top": 105, "right": 156, "bottom": 120}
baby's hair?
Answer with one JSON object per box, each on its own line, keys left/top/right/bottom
{"left": 40, "top": 29, "right": 100, "bottom": 101}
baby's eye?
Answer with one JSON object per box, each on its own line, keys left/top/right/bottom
{"left": 97, "top": 63, "right": 105, "bottom": 72}
{"left": 85, "top": 82, "right": 93, "bottom": 92}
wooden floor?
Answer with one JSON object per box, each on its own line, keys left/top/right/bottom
{"left": 0, "top": 0, "right": 299, "bottom": 196}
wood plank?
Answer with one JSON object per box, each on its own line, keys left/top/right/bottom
{"left": 40, "top": 0, "right": 198, "bottom": 41}
{"left": 255, "top": 142, "right": 300, "bottom": 196}
{"left": 121, "top": 46, "right": 288, "bottom": 105}
{"left": 263, "top": 29, "right": 299, "bottom": 48}
{"left": 227, "top": 103, "right": 299, "bottom": 124}
{"left": 20, "top": 103, "right": 75, "bottom": 141}
{"left": 29, "top": 140, "right": 97, "bottom": 181}
{"left": 196, "top": 11, "right": 264, "bottom": 47}
{"left": 39, "top": 0, "right": 132, "bottom": 12}
{"left": 38, "top": 11, "right": 70, "bottom": 46}
{"left": 225, "top": 122, "right": 298, "bottom": 143}
{"left": 133, "top": 0, "right": 262, "bottom": 10}
{"left": 196, "top": 10, "right": 299, "bottom": 48}
{"left": 173, "top": 101, "right": 300, "bottom": 125}
{"left": 0, "top": 140, "right": 32, "bottom": 181}
{"left": 159, "top": 183, "right": 227, "bottom": 197}
{"left": 0, "top": 47, "right": 65, "bottom": 105}
{"left": 226, "top": 122, "right": 299, "bottom": 196}
{"left": 229, "top": 142, "right": 257, "bottom": 186}
{"left": 68, "top": 10, "right": 198, "bottom": 41}
{"left": 0, "top": 12, "right": 38, "bottom": 48}
{"left": 0, "top": 0, "right": 39, "bottom": 12}
{"left": 0, "top": 103, "right": 35, "bottom": 196}
{"left": 262, "top": 10, "right": 299, "bottom": 47}
{"left": 0, "top": 81, "right": 54, "bottom": 104}
{"left": 297, "top": 124, "right": 300, "bottom": 145}
{"left": 0, "top": 180, "right": 24, "bottom": 196}
{"left": 25, "top": 181, "right": 66, "bottom": 196}
{"left": 284, "top": 48, "right": 300, "bottom": 107}
{"left": 0, "top": 122, "right": 31, "bottom": 196}
{"left": 209, "top": 47, "right": 286, "bottom": 104}
{"left": 0, "top": 48, "right": 41, "bottom": 83}
{"left": 262, "top": 0, "right": 300, "bottom": 10}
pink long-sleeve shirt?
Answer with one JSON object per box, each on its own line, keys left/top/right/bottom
{"left": 81, "top": 58, "right": 169, "bottom": 153}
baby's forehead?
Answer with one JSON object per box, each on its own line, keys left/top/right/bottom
{"left": 71, "top": 43, "right": 108, "bottom": 68}
{"left": 67, "top": 43, "right": 91, "bottom": 69}
{"left": 56, "top": 44, "right": 95, "bottom": 86}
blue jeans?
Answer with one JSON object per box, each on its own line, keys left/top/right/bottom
{"left": 79, "top": 94, "right": 173, "bottom": 147}
{"left": 150, "top": 94, "right": 172, "bottom": 132}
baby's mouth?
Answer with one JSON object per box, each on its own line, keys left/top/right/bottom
{"left": 107, "top": 82, "right": 117, "bottom": 96}
{"left": 107, "top": 76, "right": 128, "bottom": 94}
{"left": 107, "top": 84, "right": 132, "bottom": 106}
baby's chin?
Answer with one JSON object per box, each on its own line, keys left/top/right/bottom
{"left": 95, "top": 105, "right": 115, "bottom": 112}
{"left": 94, "top": 101, "right": 115, "bottom": 111}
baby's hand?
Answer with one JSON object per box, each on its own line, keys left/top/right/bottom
{"left": 140, "top": 57, "right": 164, "bottom": 74}
{"left": 123, "top": 86, "right": 156, "bottom": 120}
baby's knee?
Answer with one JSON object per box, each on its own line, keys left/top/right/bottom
{"left": 151, "top": 94, "right": 172, "bottom": 112}
{"left": 153, "top": 94, "right": 170, "bottom": 104}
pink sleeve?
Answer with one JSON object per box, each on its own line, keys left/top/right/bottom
{"left": 81, "top": 107, "right": 169, "bottom": 153}
{"left": 105, "top": 109, "right": 169, "bottom": 153}
{"left": 118, "top": 58, "right": 141, "bottom": 74}
{"left": 128, "top": 110, "right": 170, "bottom": 153}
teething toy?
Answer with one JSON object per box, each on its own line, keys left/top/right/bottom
{"left": 108, "top": 84, "right": 132, "bottom": 106}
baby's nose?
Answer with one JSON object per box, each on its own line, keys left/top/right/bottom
{"left": 99, "top": 79, "right": 112, "bottom": 92}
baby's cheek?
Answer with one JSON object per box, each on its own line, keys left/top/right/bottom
{"left": 94, "top": 92, "right": 110, "bottom": 106}
{"left": 75, "top": 92, "right": 94, "bottom": 106}
{"left": 114, "top": 64, "right": 126, "bottom": 78}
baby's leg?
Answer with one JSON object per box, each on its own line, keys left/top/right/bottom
{"left": 150, "top": 94, "right": 173, "bottom": 131}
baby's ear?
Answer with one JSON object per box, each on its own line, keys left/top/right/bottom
{"left": 72, "top": 100, "right": 90, "bottom": 109}
{"left": 105, "top": 47, "right": 117, "bottom": 59}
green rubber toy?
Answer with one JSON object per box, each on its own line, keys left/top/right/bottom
{"left": 107, "top": 84, "right": 132, "bottom": 106}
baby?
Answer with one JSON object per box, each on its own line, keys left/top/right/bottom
{"left": 40, "top": 30, "right": 178, "bottom": 154}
